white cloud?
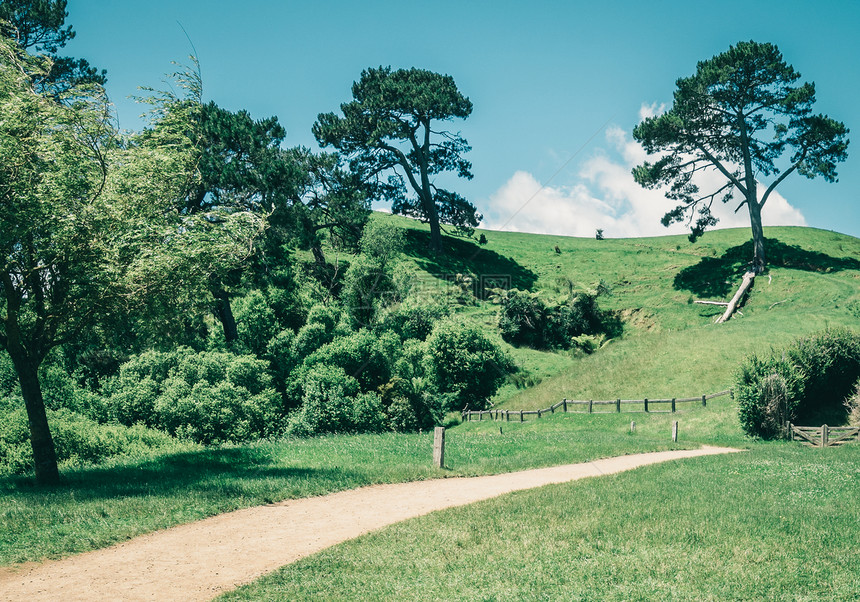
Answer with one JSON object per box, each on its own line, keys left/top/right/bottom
{"left": 639, "top": 102, "right": 667, "bottom": 121}
{"left": 481, "top": 110, "right": 807, "bottom": 238}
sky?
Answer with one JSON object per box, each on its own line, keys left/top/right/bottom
{"left": 64, "top": 0, "right": 860, "bottom": 239}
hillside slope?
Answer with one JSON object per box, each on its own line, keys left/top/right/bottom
{"left": 386, "top": 214, "right": 860, "bottom": 408}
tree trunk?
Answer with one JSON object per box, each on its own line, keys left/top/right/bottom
{"left": 212, "top": 287, "right": 238, "bottom": 343}
{"left": 747, "top": 199, "right": 766, "bottom": 273}
{"left": 311, "top": 244, "right": 327, "bottom": 266}
{"left": 427, "top": 204, "right": 443, "bottom": 254}
{"left": 8, "top": 350, "right": 59, "bottom": 485}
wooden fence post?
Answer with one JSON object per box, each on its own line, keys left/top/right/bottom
{"left": 630, "top": 421, "right": 636, "bottom": 433}
{"left": 616, "top": 399, "right": 621, "bottom": 413}
{"left": 520, "top": 410, "right": 523, "bottom": 423}
{"left": 702, "top": 394, "right": 707, "bottom": 407}
{"left": 505, "top": 410, "right": 509, "bottom": 422}
{"left": 588, "top": 400, "right": 593, "bottom": 414}
{"left": 671, "top": 398, "right": 676, "bottom": 413}
{"left": 821, "top": 424, "right": 828, "bottom": 448}
{"left": 433, "top": 427, "right": 445, "bottom": 468}
{"left": 644, "top": 398, "right": 649, "bottom": 412}
{"left": 537, "top": 409, "right": 542, "bottom": 419}
{"left": 563, "top": 399, "right": 568, "bottom": 412}
{"left": 672, "top": 421, "right": 679, "bottom": 442}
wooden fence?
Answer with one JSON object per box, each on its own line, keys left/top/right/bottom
{"left": 789, "top": 424, "right": 860, "bottom": 447}
{"left": 462, "top": 390, "right": 733, "bottom": 422}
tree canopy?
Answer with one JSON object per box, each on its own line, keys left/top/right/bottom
{"left": 0, "top": 41, "right": 262, "bottom": 483}
{"left": 632, "top": 41, "right": 849, "bottom": 272}
{"left": 0, "top": 0, "right": 106, "bottom": 94}
{"left": 313, "top": 66, "right": 479, "bottom": 254}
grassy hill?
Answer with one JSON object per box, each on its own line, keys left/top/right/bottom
{"left": 388, "top": 214, "right": 860, "bottom": 408}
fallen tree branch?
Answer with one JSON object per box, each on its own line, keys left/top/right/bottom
{"left": 768, "top": 299, "right": 789, "bottom": 310}
{"left": 716, "top": 271, "right": 756, "bottom": 324}
{"left": 695, "top": 300, "right": 730, "bottom": 306}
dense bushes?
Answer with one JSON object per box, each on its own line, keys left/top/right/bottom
{"left": 0, "top": 407, "right": 189, "bottom": 475}
{"left": 736, "top": 328, "right": 860, "bottom": 439}
{"left": 425, "top": 319, "right": 513, "bottom": 411}
{"left": 103, "top": 348, "right": 281, "bottom": 444}
{"left": 497, "top": 289, "right": 617, "bottom": 350}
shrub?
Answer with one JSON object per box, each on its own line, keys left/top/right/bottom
{"left": 104, "top": 348, "right": 281, "bottom": 444}
{"left": 498, "top": 289, "right": 616, "bottom": 350}
{"left": 304, "top": 330, "right": 400, "bottom": 392}
{"left": 0, "top": 407, "right": 188, "bottom": 475}
{"left": 341, "top": 255, "right": 397, "bottom": 327}
{"left": 378, "top": 300, "right": 450, "bottom": 341}
{"left": 285, "top": 365, "right": 361, "bottom": 436}
{"left": 498, "top": 289, "right": 550, "bottom": 348}
{"left": 736, "top": 328, "right": 860, "bottom": 439}
{"left": 233, "top": 290, "right": 279, "bottom": 357}
{"left": 425, "top": 320, "right": 514, "bottom": 411}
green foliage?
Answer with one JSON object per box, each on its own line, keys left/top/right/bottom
{"left": 736, "top": 328, "right": 860, "bottom": 438}
{"left": 285, "top": 365, "right": 386, "bottom": 436}
{"left": 497, "top": 289, "right": 616, "bottom": 350}
{"left": 233, "top": 290, "right": 279, "bottom": 356}
{"left": 304, "top": 330, "right": 399, "bottom": 392}
{"left": 103, "top": 348, "right": 280, "bottom": 444}
{"left": 341, "top": 255, "right": 398, "bottom": 327}
{"left": 0, "top": 407, "right": 182, "bottom": 475}
{"left": 377, "top": 300, "right": 450, "bottom": 341}
{"left": 425, "top": 319, "right": 514, "bottom": 411}
{"left": 313, "top": 66, "right": 478, "bottom": 251}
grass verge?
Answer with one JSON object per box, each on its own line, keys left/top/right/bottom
{"left": 222, "top": 444, "right": 860, "bottom": 601}
{"left": 0, "top": 406, "right": 732, "bottom": 566}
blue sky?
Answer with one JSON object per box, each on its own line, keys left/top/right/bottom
{"left": 66, "top": 1, "right": 859, "bottom": 238}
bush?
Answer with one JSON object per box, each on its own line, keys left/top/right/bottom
{"left": 425, "top": 320, "right": 514, "bottom": 411}
{"left": 378, "top": 300, "right": 450, "bottom": 341}
{"left": 286, "top": 364, "right": 386, "bottom": 436}
{"left": 233, "top": 290, "right": 279, "bottom": 357}
{"left": 103, "top": 348, "right": 281, "bottom": 444}
{"left": 498, "top": 290, "right": 551, "bottom": 348}
{"left": 736, "top": 328, "right": 860, "bottom": 439}
{"left": 303, "top": 330, "right": 400, "bottom": 392}
{"left": 0, "top": 407, "right": 189, "bottom": 475}
{"left": 498, "top": 289, "right": 617, "bottom": 350}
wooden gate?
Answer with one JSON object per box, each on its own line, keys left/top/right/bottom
{"left": 789, "top": 424, "right": 860, "bottom": 447}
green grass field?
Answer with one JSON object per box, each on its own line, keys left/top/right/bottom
{"left": 1, "top": 219, "right": 858, "bottom": 599}
{"left": 222, "top": 445, "right": 860, "bottom": 601}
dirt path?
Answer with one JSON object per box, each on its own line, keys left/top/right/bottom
{"left": 0, "top": 446, "right": 740, "bottom": 601}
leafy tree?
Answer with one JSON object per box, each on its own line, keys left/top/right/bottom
{"left": 0, "top": 42, "right": 259, "bottom": 484}
{"left": 188, "top": 103, "right": 368, "bottom": 341}
{"left": 633, "top": 41, "right": 848, "bottom": 273}
{"left": 313, "top": 66, "right": 479, "bottom": 254}
{"left": 0, "top": 0, "right": 106, "bottom": 94}
{"left": 425, "top": 320, "right": 513, "bottom": 411}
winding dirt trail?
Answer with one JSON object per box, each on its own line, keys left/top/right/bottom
{"left": 0, "top": 446, "right": 740, "bottom": 601}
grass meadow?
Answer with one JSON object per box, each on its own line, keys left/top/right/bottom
{"left": 222, "top": 445, "right": 860, "bottom": 601}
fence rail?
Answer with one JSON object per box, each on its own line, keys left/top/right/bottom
{"left": 789, "top": 424, "right": 860, "bottom": 447}
{"left": 462, "top": 390, "right": 733, "bottom": 422}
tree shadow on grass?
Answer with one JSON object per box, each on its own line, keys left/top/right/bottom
{"left": 403, "top": 230, "right": 538, "bottom": 297}
{"left": 0, "top": 446, "right": 357, "bottom": 503}
{"left": 674, "top": 237, "right": 860, "bottom": 299}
